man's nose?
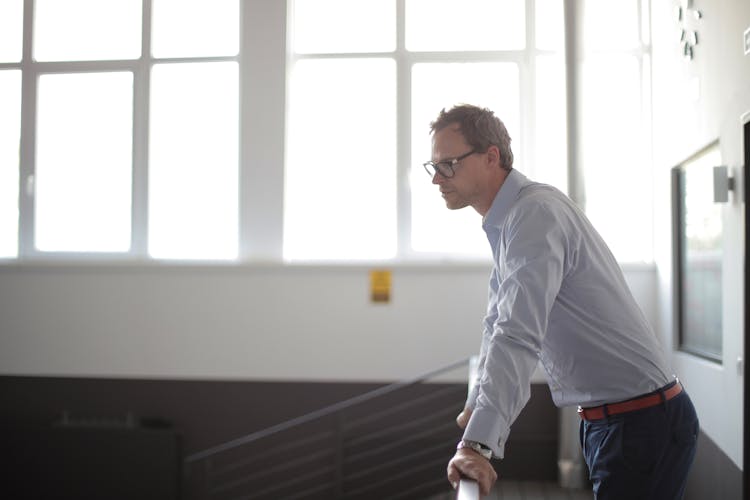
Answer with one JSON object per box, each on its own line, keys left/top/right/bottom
{"left": 432, "top": 171, "right": 445, "bottom": 185}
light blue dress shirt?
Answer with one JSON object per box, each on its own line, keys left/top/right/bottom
{"left": 462, "top": 169, "right": 671, "bottom": 459}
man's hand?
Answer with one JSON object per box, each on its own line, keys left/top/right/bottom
{"left": 446, "top": 448, "right": 498, "bottom": 496}
{"left": 456, "top": 407, "right": 472, "bottom": 429}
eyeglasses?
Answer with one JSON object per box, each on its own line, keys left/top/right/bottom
{"left": 422, "top": 150, "right": 477, "bottom": 178}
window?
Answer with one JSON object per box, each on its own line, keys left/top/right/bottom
{"left": 578, "top": 0, "right": 653, "bottom": 263}
{"left": 33, "top": 0, "right": 142, "bottom": 61}
{"left": 285, "top": 57, "right": 397, "bottom": 260}
{"left": 673, "top": 144, "right": 723, "bottom": 361}
{"left": 149, "top": 62, "right": 238, "bottom": 260}
{"left": 3, "top": 0, "right": 652, "bottom": 264}
{"left": 0, "top": 70, "right": 21, "bottom": 258}
{"left": 0, "top": 0, "right": 23, "bottom": 258}
{"left": 286, "top": 0, "right": 568, "bottom": 261}
{"left": 35, "top": 72, "right": 133, "bottom": 252}
{"left": 4, "top": 0, "right": 239, "bottom": 260}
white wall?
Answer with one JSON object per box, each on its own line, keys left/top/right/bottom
{"left": 0, "top": 263, "right": 657, "bottom": 384}
{"left": 650, "top": 0, "right": 749, "bottom": 470}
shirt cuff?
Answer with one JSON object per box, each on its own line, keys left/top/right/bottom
{"left": 462, "top": 406, "right": 509, "bottom": 459}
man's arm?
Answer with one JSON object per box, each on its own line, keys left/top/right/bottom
{"left": 460, "top": 268, "right": 500, "bottom": 421}
{"left": 463, "top": 200, "right": 568, "bottom": 457}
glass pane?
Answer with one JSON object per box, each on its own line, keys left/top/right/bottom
{"left": 535, "top": 0, "right": 564, "bottom": 51}
{"left": 678, "top": 146, "right": 723, "bottom": 359}
{"left": 582, "top": 0, "right": 640, "bottom": 50}
{"left": 0, "top": 0, "right": 23, "bottom": 62}
{"left": 0, "top": 71, "right": 21, "bottom": 258}
{"left": 149, "top": 62, "right": 238, "bottom": 260}
{"left": 406, "top": 0, "right": 525, "bottom": 51}
{"left": 34, "top": 0, "right": 141, "bottom": 61}
{"left": 534, "top": 55, "right": 567, "bottom": 192}
{"left": 285, "top": 59, "right": 396, "bottom": 260}
{"left": 152, "top": 0, "right": 239, "bottom": 58}
{"left": 36, "top": 72, "right": 133, "bottom": 252}
{"left": 292, "top": 0, "right": 395, "bottom": 54}
{"left": 580, "top": 55, "right": 650, "bottom": 262}
{"left": 410, "top": 62, "right": 519, "bottom": 256}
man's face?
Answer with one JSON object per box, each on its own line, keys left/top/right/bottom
{"left": 430, "top": 124, "right": 485, "bottom": 211}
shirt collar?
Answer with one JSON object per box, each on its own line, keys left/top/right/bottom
{"left": 482, "top": 169, "right": 530, "bottom": 229}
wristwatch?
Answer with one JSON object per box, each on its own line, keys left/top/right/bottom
{"left": 457, "top": 440, "right": 492, "bottom": 459}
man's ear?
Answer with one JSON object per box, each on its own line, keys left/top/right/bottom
{"left": 486, "top": 145, "right": 501, "bottom": 169}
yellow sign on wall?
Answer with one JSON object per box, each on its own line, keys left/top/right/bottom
{"left": 369, "top": 270, "right": 392, "bottom": 303}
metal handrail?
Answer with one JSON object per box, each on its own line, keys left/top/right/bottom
{"left": 344, "top": 441, "right": 449, "bottom": 482}
{"left": 456, "top": 478, "right": 480, "bottom": 500}
{"left": 208, "top": 429, "right": 334, "bottom": 477}
{"left": 209, "top": 448, "right": 333, "bottom": 495}
{"left": 345, "top": 400, "right": 458, "bottom": 448}
{"left": 345, "top": 419, "right": 457, "bottom": 464}
{"left": 342, "top": 455, "right": 449, "bottom": 498}
{"left": 343, "top": 384, "right": 462, "bottom": 433}
{"left": 184, "top": 357, "right": 470, "bottom": 464}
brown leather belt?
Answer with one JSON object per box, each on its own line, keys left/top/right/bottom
{"left": 578, "top": 381, "right": 683, "bottom": 421}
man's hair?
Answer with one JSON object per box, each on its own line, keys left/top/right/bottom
{"left": 430, "top": 104, "right": 513, "bottom": 171}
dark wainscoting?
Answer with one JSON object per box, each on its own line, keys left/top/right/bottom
{"left": 0, "top": 376, "right": 559, "bottom": 499}
{"left": 685, "top": 429, "right": 743, "bottom": 500}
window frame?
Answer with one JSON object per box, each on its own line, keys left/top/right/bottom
{"left": 1, "top": 0, "right": 653, "bottom": 264}
{"left": 671, "top": 143, "right": 724, "bottom": 363}
{"left": 286, "top": 0, "right": 563, "bottom": 262}
{"left": 8, "top": 0, "right": 241, "bottom": 261}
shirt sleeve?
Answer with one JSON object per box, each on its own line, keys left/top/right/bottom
{"left": 462, "top": 200, "right": 567, "bottom": 458}
{"left": 466, "top": 268, "right": 500, "bottom": 409}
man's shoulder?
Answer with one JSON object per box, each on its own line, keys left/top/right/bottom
{"left": 513, "top": 182, "right": 572, "bottom": 214}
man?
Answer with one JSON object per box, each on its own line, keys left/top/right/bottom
{"left": 425, "top": 104, "right": 699, "bottom": 499}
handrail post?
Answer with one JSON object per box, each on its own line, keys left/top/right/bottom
{"left": 183, "top": 458, "right": 211, "bottom": 500}
{"left": 203, "top": 458, "right": 212, "bottom": 500}
{"left": 333, "top": 413, "right": 344, "bottom": 497}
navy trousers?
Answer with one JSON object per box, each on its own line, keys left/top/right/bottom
{"left": 579, "top": 386, "right": 699, "bottom": 500}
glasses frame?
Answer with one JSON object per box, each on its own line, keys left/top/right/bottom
{"left": 422, "top": 149, "right": 477, "bottom": 178}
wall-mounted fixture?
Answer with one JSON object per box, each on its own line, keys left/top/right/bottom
{"left": 713, "top": 165, "right": 735, "bottom": 203}
{"left": 675, "top": 0, "right": 703, "bottom": 60}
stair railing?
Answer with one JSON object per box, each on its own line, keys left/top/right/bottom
{"left": 184, "top": 358, "right": 473, "bottom": 499}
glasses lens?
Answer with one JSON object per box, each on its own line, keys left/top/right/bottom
{"left": 436, "top": 162, "right": 453, "bottom": 178}
{"left": 422, "top": 161, "right": 454, "bottom": 178}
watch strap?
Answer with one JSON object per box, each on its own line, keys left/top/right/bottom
{"left": 457, "top": 439, "right": 492, "bottom": 459}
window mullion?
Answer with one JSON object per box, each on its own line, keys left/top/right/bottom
{"left": 521, "top": 0, "right": 535, "bottom": 183}
{"left": 396, "top": 0, "right": 411, "bottom": 258}
{"left": 131, "top": 0, "right": 151, "bottom": 258}
{"left": 239, "top": 0, "right": 286, "bottom": 261}
{"left": 18, "top": 0, "right": 36, "bottom": 258}
{"left": 563, "top": 0, "right": 585, "bottom": 210}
